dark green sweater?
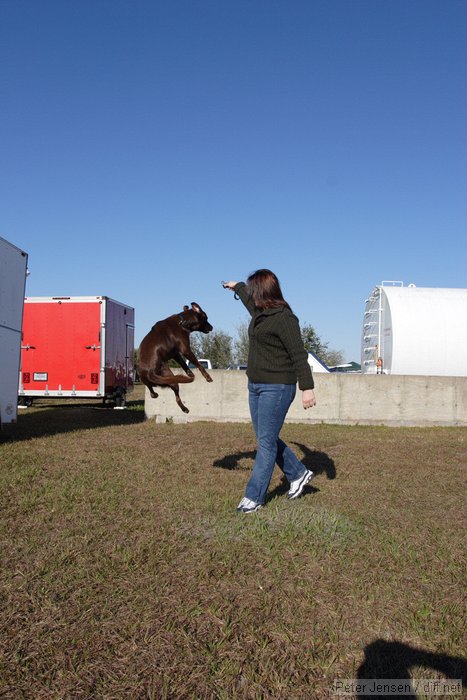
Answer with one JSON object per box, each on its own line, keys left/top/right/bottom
{"left": 234, "top": 282, "right": 314, "bottom": 390}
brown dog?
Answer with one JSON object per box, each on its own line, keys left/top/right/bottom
{"left": 138, "top": 302, "right": 213, "bottom": 413}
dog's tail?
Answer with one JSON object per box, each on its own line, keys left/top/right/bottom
{"left": 142, "top": 369, "right": 195, "bottom": 386}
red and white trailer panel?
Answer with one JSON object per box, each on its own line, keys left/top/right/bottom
{"left": 19, "top": 296, "right": 135, "bottom": 406}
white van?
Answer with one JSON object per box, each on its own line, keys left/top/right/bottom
{"left": 188, "top": 358, "right": 212, "bottom": 370}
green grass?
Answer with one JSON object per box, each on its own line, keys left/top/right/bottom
{"left": 0, "top": 391, "right": 465, "bottom": 698}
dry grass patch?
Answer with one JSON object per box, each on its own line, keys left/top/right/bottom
{"left": 1, "top": 400, "right": 466, "bottom": 698}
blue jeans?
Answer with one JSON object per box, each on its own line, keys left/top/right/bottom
{"left": 245, "top": 381, "right": 307, "bottom": 505}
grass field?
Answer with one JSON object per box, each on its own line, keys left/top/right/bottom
{"left": 1, "top": 386, "right": 466, "bottom": 699}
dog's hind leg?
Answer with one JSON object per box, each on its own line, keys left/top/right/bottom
{"left": 145, "top": 368, "right": 194, "bottom": 386}
{"left": 169, "top": 384, "right": 189, "bottom": 413}
{"left": 140, "top": 371, "right": 159, "bottom": 399}
{"left": 160, "top": 366, "right": 190, "bottom": 413}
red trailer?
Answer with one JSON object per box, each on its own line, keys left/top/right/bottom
{"left": 19, "top": 296, "right": 135, "bottom": 407}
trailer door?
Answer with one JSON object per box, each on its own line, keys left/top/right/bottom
{"left": 21, "top": 300, "right": 102, "bottom": 394}
{"left": 126, "top": 322, "right": 135, "bottom": 390}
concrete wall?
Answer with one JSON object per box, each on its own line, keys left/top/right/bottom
{"left": 144, "top": 370, "right": 467, "bottom": 427}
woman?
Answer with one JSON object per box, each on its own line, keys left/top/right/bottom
{"left": 223, "top": 269, "right": 317, "bottom": 513}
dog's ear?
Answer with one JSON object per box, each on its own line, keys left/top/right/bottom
{"left": 191, "top": 302, "right": 201, "bottom": 313}
{"left": 183, "top": 305, "right": 189, "bottom": 311}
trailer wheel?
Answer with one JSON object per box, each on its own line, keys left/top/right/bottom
{"left": 114, "top": 395, "right": 126, "bottom": 409}
{"left": 18, "top": 397, "right": 33, "bottom": 408}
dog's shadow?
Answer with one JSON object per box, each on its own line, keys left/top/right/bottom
{"left": 213, "top": 450, "right": 256, "bottom": 471}
{"left": 213, "top": 441, "right": 336, "bottom": 500}
{"left": 291, "top": 442, "right": 336, "bottom": 480}
{"left": 356, "top": 639, "right": 467, "bottom": 699}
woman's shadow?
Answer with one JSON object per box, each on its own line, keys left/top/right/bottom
{"left": 356, "top": 639, "right": 466, "bottom": 699}
{"left": 213, "top": 441, "right": 336, "bottom": 500}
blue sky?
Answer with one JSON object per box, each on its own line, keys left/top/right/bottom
{"left": 1, "top": 0, "right": 466, "bottom": 361}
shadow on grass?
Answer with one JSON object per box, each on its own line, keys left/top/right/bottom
{"left": 213, "top": 441, "right": 335, "bottom": 502}
{"left": 291, "top": 441, "right": 336, "bottom": 480}
{"left": 213, "top": 450, "right": 256, "bottom": 471}
{"left": 1, "top": 399, "right": 145, "bottom": 442}
{"left": 356, "top": 639, "right": 467, "bottom": 699}
{"left": 213, "top": 442, "right": 336, "bottom": 481}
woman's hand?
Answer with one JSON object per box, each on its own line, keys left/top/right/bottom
{"left": 302, "top": 389, "right": 316, "bottom": 410}
{"left": 222, "top": 281, "right": 238, "bottom": 290}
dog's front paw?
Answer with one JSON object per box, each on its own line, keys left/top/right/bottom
{"left": 182, "top": 406, "right": 190, "bottom": 413}
{"left": 206, "top": 375, "right": 213, "bottom": 382}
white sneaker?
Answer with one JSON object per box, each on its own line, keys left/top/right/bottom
{"left": 236, "top": 497, "right": 262, "bottom": 513}
{"left": 287, "top": 469, "right": 314, "bottom": 500}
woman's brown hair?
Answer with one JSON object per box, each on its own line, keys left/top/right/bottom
{"left": 246, "top": 269, "right": 291, "bottom": 310}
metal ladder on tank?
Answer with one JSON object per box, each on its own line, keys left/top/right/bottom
{"left": 362, "top": 287, "right": 381, "bottom": 372}
{"left": 362, "top": 281, "right": 402, "bottom": 373}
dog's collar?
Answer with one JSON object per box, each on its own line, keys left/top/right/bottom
{"left": 178, "top": 314, "right": 189, "bottom": 330}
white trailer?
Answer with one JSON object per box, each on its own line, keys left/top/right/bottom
{"left": 307, "top": 351, "right": 330, "bottom": 373}
{"left": 0, "top": 237, "right": 28, "bottom": 430}
{"left": 361, "top": 281, "right": 467, "bottom": 376}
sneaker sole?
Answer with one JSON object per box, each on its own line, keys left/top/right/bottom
{"left": 288, "top": 471, "right": 313, "bottom": 500}
{"left": 238, "top": 505, "right": 262, "bottom": 513}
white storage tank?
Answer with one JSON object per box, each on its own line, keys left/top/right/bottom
{"left": 361, "top": 282, "right": 467, "bottom": 376}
